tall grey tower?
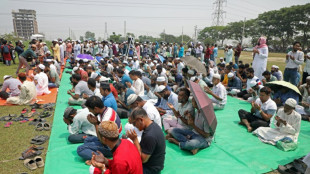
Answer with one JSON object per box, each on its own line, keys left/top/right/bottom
{"left": 212, "top": 0, "right": 226, "bottom": 26}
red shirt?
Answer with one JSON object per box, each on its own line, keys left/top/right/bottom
{"left": 78, "top": 69, "right": 88, "bottom": 82}
{"left": 110, "top": 84, "right": 118, "bottom": 99}
{"left": 204, "top": 47, "right": 211, "bottom": 59}
{"left": 94, "top": 139, "right": 143, "bottom": 174}
{"left": 1, "top": 45, "right": 12, "bottom": 61}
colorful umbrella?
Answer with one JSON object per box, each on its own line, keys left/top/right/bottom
{"left": 187, "top": 80, "right": 217, "bottom": 135}
{"left": 77, "top": 54, "right": 94, "bottom": 60}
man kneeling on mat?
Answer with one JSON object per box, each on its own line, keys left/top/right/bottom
{"left": 166, "top": 97, "right": 213, "bottom": 155}
{"left": 63, "top": 107, "right": 96, "bottom": 143}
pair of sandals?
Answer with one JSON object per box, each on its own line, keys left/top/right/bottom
{"left": 39, "top": 111, "right": 51, "bottom": 118}
{"left": 0, "top": 114, "right": 17, "bottom": 121}
{"left": 278, "top": 159, "right": 307, "bottom": 174}
{"left": 29, "top": 118, "right": 46, "bottom": 125}
{"left": 20, "top": 145, "right": 44, "bottom": 160}
{"left": 24, "top": 156, "right": 44, "bottom": 170}
{"left": 30, "top": 135, "right": 49, "bottom": 145}
{"left": 35, "top": 122, "right": 51, "bottom": 131}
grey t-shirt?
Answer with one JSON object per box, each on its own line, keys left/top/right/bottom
{"left": 75, "top": 81, "right": 93, "bottom": 97}
{"left": 49, "top": 69, "right": 60, "bottom": 87}
{"left": 176, "top": 100, "right": 194, "bottom": 128}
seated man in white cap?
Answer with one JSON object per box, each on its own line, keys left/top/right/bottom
{"left": 253, "top": 98, "right": 301, "bottom": 148}
{"left": 156, "top": 85, "right": 178, "bottom": 115}
{"left": 247, "top": 80, "right": 264, "bottom": 103}
{"left": 34, "top": 64, "right": 51, "bottom": 96}
{"left": 0, "top": 75, "right": 21, "bottom": 99}
{"left": 204, "top": 74, "right": 227, "bottom": 110}
{"left": 127, "top": 70, "right": 144, "bottom": 96}
{"left": 73, "top": 66, "right": 88, "bottom": 82}
{"left": 238, "top": 87, "right": 277, "bottom": 132}
{"left": 226, "top": 72, "right": 242, "bottom": 95}
{"left": 271, "top": 65, "right": 283, "bottom": 81}
{"left": 219, "top": 57, "right": 226, "bottom": 65}
{"left": 191, "top": 76, "right": 208, "bottom": 91}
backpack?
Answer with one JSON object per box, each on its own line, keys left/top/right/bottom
{"left": 2, "top": 45, "right": 9, "bottom": 54}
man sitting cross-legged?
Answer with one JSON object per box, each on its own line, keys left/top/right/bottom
{"left": 166, "top": 97, "right": 213, "bottom": 155}
{"left": 238, "top": 87, "right": 277, "bottom": 132}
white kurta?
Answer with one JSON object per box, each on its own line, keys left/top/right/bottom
{"left": 36, "top": 72, "right": 51, "bottom": 96}
{"left": 130, "top": 78, "right": 145, "bottom": 96}
{"left": 6, "top": 81, "right": 37, "bottom": 105}
{"left": 252, "top": 47, "right": 268, "bottom": 81}
{"left": 253, "top": 108, "right": 301, "bottom": 145}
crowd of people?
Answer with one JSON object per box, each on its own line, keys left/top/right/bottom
{"left": 1, "top": 36, "right": 310, "bottom": 173}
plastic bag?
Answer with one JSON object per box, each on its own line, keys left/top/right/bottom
{"left": 276, "top": 137, "right": 297, "bottom": 151}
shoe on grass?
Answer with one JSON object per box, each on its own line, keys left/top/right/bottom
{"left": 43, "top": 123, "right": 51, "bottom": 131}
{"left": 34, "top": 156, "right": 44, "bottom": 168}
{"left": 35, "top": 123, "right": 44, "bottom": 131}
{"left": 23, "top": 159, "right": 37, "bottom": 170}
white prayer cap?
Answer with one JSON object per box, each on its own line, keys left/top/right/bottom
{"left": 90, "top": 73, "right": 99, "bottom": 79}
{"left": 219, "top": 57, "right": 224, "bottom": 60}
{"left": 147, "top": 58, "right": 152, "bottom": 61}
{"left": 306, "top": 76, "right": 310, "bottom": 80}
{"left": 156, "top": 85, "right": 166, "bottom": 93}
{"left": 99, "top": 76, "right": 110, "bottom": 82}
{"left": 59, "top": 41, "right": 63, "bottom": 43}
{"left": 123, "top": 61, "right": 128, "bottom": 64}
{"left": 157, "top": 76, "right": 165, "bottom": 82}
{"left": 153, "top": 60, "right": 158, "bottom": 64}
{"left": 73, "top": 67, "right": 79, "bottom": 71}
{"left": 3, "top": 75, "right": 11, "bottom": 80}
{"left": 42, "top": 42, "right": 46, "bottom": 45}
{"left": 228, "top": 44, "right": 233, "bottom": 47}
{"left": 285, "top": 98, "right": 297, "bottom": 108}
{"left": 272, "top": 65, "right": 277, "bottom": 68}
{"left": 133, "top": 56, "right": 138, "bottom": 59}
{"left": 38, "top": 64, "right": 45, "bottom": 70}
{"left": 83, "top": 59, "right": 89, "bottom": 62}
{"left": 190, "top": 76, "right": 196, "bottom": 82}
{"left": 46, "top": 59, "right": 53, "bottom": 62}
{"left": 213, "top": 74, "right": 221, "bottom": 80}
{"left": 249, "top": 80, "right": 258, "bottom": 87}
{"left": 228, "top": 72, "right": 234, "bottom": 78}
{"left": 46, "top": 51, "right": 51, "bottom": 54}
{"left": 76, "top": 58, "right": 80, "bottom": 61}
{"left": 150, "top": 63, "right": 155, "bottom": 67}
{"left": 77, "top": 40, "right": 81, "bottom": 43}
{"left": 167, "top": 62, "right": 173, "bottom": 66}
{"left": 188, "top": 69, "right": 195, "bottom": 75}
{"left": 175, "top": 58, "right": 180, "bottom": 60}
{"left": 137, "top": 69, "right": 143, "bottom": 73}
{"left": 198, "top": 42, "right": 201, "bottom": 44}
{"left": 53, "top": 39, "right": 58, "bottom": 42}
{"left": 128, "top": 57, "right": 133, "bottom": 60}
{"left": 275, "top": 66, "right": 279, "bottom": 69}
{"left": 127, "top": 94, "right": 138, "bottom": 105}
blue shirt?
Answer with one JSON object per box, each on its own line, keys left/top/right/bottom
{"left": 121, "top": 75, "right": 133, "bottom": 88}
{"left": 178, "top": 47, "right": 184, "bottom": 57}
{"left": 213, "top": 47, "right": 218, "bottom": 58}
{"left": 227, "top": 76, "right": 242, "bottom": 91}
{"left": 102, "top": 92, "right": 118, "bottom": 111}
{"left": 158, "top": 91, "right": 178, "bottom": 111}
{"left": 273, "top": 90, "right": 299, "bottom": 106}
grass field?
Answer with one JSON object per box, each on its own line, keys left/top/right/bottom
{"left": 0, "top": 50, "right": 287, "bottom": 173}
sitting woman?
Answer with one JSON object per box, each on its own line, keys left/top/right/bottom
{"left": 253, "top": 98, "right": 301, "bottom": 147}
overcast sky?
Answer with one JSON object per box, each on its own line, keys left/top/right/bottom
{"left": 0, "top": 0, "right": 309, "bottom": 40}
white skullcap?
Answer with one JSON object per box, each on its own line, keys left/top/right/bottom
{"left": 167, "top": 62, "right": 172, "bottom": 66}
{"left": 219, "top": 57, "right": 224, "bottom": 60}
{"left": 249, "top": 80, "right": 258, "bottom": 87}
{"left": 156, "top": 85, "right": 166, "bottom": 93}
{"left": 228, "top": 44, "right": 233, "bottom": 47}
{"left": 90, "top": 73, "right": 99, "bottom": 79}
{"left": 285, "top": 98, "right": 297, "bottom": 108}
{"left": 188, "top": 69, "right": 195, "bottom": 75}
{"left": 127, "top": 94, "right": 138, "bottom": 105}
{"left": 99, "top": 76, "right": 110, "bottom": 82}
{"left": 157, "top": 76, "right": 165, "bottom": 82}
{"left": 73, "top": 67, "right": 79, "bottom": 71}
{"left": 46, "top": 59, "right": 53, "bottom": 62}
{"left": 175, "top": 58, "right": 180, "bottom": 60}
{"left": 228, "top": 72, "right": 234, "bottom": 78}
{"left": 190, "top": 76, "right": 196, "bottom": 82}
{"left": 123, "top": 61, "right": 128, "bottom": 64}
{"left": 128, "top": 57, "right": 133, "bottom": 60}
{"left": 133, "top": 56, "right": 138, "bottom": 59}
{"left": 137, "top": 69, "right": 143, "bottom": 73}
{"left": 306, "top": 76, "right": 310, "bottom": 80}
{"left": 198, "top": 42, "right": 201, "bottom": 44}
{"left": 275, "top": 66, "right": 279, "bottom": 69}
{"left": 213, "top": 74, "right": 221, "bottom": 79}
{"left": 38, "top": 64, "right": 45, "bottom": 70}
{"left": 53, "top": 39, "right": 58, "bottom": 42}
{"left": 153, "top": 60, "right": 158, "bottom": 64}
{"left": 150, "top": 63, "right": 155, "bottom": 67}
{"left": 3, "top": 75, "right": 11, "bottom": 80}
{"left": 83, "top": 59, "right": 89, "bottom": 62}
{"left": 272, "top": 65, "right": 277, "bottom": 68}
{"left": 46, "top": 51, "right": 51, "bottom": 54}
{"left": 76, "top": 58, "right": 80, "bottom": 61}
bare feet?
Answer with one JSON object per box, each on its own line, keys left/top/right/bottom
{"left": 191, "top": 149, "right": 199, "bottom": 155}
{"left": 247, "top": 126, "right": 253, "bottom": 132}
{"left": 85, "top": 160, "right": 92, "bottom": 165}
{"left": 165, "top": 134, "right": 172, "bottom": 140}
{"left": 168, "top": 138, "right": 179, "bottom": 145}
{"left": 238, "top": 121, "right": 244, "bottom": 125}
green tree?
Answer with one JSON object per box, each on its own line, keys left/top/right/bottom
{"left": 79, "top": 36, "right": 84, "bottom": 42}
{"left": 109, "top": 32, "right": 122, "bottom": 43}
{"left": 85, "top": 31, "right": 95, "bottom": 40}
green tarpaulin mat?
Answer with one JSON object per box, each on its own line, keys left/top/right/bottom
{"left": 44, "top": 68, "right": 310, "bottom": 174}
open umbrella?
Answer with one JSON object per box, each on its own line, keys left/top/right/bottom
{"left": 155, "top": 54, "right": 165, "bottom": 63}
{"left": 265, "top": 81, "right": 301, "bottom": 96}
{"left": 77, "top": 54, "right": 94, "bottom": 60}
{"left": 181, "top": 56, "right": 207, "bottom": 75}
{"left": 187, "top": 80, "right": 217, "bottom": 135}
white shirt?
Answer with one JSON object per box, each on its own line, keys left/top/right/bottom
{"left": 303, "top": 53, "right": 310, "bottom": 73}
{"left": 68, "top": 108, "right": 97, "bottom": 136}
{"left": 246, "top": 76, "right": 259, "bottom": 91}
{"left": 285, "top": 50, "right": 304, "bottom": 69}
{"left": 142, "top": 101, "right": 162, "bottom": 128}
{"left": 211, "top": 82, "right": 227, "bottom": 105}
{"left": 106, "top": 64, "right": 114, "bottom": 74}
{"left": 177, "top": 62, "right": 184, "bottom": 75}
{"left": 195, "top": 45, "right": 203, "bottom": 54}
{"left": 130, "top": 78, "right": 145, "bottom": 96}
{"left": 254, "top": 98, "right": 277, "bottom": 118}
{"left": 36, "top": 72, "right": 50, "bottom": 95}
{"left": 133, "top": 60, "right": 140, "bottom": 70}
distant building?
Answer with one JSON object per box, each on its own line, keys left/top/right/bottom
{"left": 12, "top": 9, "right": 39, "bottom": 40}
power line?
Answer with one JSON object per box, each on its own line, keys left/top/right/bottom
{"left": 212, "top": 0, "right": 226, "bottom": 26}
